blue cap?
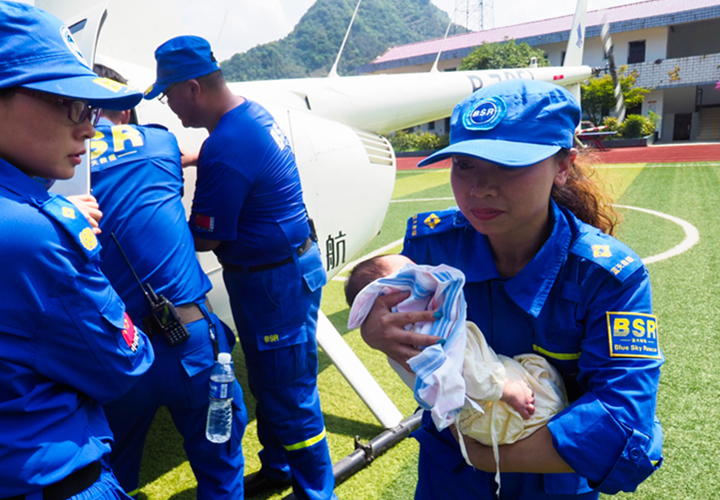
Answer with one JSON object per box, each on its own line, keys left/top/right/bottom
{"left": 0, "top": 2, "right": 142, "bottom": 110}
{"left": 144, "top": 36, "right": 220, "bottom": 100}
{"left": 418, "top": 79, "right": 581, "bottom": 168}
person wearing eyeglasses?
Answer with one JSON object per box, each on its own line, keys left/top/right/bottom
{"left": 0, "top": 3, "right": 154, "bottom": 500}
{"left": 85, "top": 64, "right": 247, "bottom": 499}
{"left": 145, "top": 36, "right": 336, "bottom": 500}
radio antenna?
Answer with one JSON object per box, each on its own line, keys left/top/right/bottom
{"left": 111, "top": 232, "right": 152, "bottom": 302}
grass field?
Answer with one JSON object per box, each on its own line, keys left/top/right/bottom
{"left": 136, "top": 159, "right": 720, "bottom": 499}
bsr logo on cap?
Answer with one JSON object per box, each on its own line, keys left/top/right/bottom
{"left": 61, "top": 26, "right": 90, "bottom": 69}
{"left": 463, "top": 96, "right": 507, "bottom": 131}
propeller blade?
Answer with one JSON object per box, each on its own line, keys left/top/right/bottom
{"left": 601, "top": 15, "right": 626, "bottom": 122}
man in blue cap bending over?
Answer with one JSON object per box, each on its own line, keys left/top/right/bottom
{"left": 145, "top": 36, "right": 336, "bottom": 500}
{"left": 0, "top": 3, "right": 154, "bottom": 499}
{"left": 87, "top": 64, "right": 247, "bottom": 500}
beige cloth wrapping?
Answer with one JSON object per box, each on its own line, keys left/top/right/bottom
{"left": 386, "top": 320, "right": 568, "bottom": 493}
{"left": 457, "top": 322, "right": 568, "bottom": 447}
{"left": 454, "top": 322, "right": 568, "bottom": 495}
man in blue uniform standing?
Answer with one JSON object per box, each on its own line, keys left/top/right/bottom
{"left": 145, "top": 36, "right": 336, "bottom": 500}
{"left": 0, "top": 3, "right": 154, "bottom": 498}
{"left": 88, "top": 64, "right": 247, "bottom": 499}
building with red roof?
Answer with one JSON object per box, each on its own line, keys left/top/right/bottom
{"left": 358, "top": 0, "right": 720, "bottom": 142}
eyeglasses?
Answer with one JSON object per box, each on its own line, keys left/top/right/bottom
{"left": 14, "top": 87, "right": 101, "bottom": 126}
{"left": 158, "top": 84, "right": 177, "bottom": 105}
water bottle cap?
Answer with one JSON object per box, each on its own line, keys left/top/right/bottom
{"left": 217, "top": 352, "right": 232, "bottom": 364}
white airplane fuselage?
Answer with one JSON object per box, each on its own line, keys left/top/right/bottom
{"left": 43, "top": 0, "right": 592, "bottom": 429}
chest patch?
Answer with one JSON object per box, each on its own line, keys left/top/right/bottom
{"left": 607, "top": 312, "right": 660, "bottom": 359}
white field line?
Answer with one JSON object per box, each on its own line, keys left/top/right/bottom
{"left": 614, "top": 204, "right": 700, "bottom": 264}
{"left": 333, "top": 202, "right": 699, "bottom": 281}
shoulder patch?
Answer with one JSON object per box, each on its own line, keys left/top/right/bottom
{"left": 607, "top": 312, "right": 660, "bottom": 359}
{"left": 570, "top": 231, "right": 643, "bottom": 282}
{"left": 41, "top": 195, "right": 101, "bottom": 262}
{"left": 405, "top": 207, "right": 467, "bottom": 240}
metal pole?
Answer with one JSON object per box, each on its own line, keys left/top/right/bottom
{"left": 281, "top": 411, "right": 423, "bottom": 499}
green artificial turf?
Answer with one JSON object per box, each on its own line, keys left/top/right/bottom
{"left": 135, "top": 161, "right": 720, "bottom": 499}
{"left": 607, "top": 163, "right": 720, "bottom": 499}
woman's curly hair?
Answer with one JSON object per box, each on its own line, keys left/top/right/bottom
{"left": 551, "top": 148, "right": 620, "bottom": 235}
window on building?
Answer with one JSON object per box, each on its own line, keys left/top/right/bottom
{"left": 626, "top": 104, "right": 642, "bottom": 116}
{"left": 696, "top": 87, "right": 703, "bottom": 112}
{"left": 444, "top": 117, "right": 451, "bottom": 132}
{"left": 560, "top": 51, "right": 566, "bottom": 66}
{"left": 628, "top": 41, "right": 646, "bottom": 64}
{"left": 428, "top": 120, "right": 435, "bottom": 131}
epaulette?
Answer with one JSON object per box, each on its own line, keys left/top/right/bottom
{"left": 405, "top": 207, "right": 467, "bottom": 240}
{"left": 143, "top": 123, "right": 170, "bottom": 131}
{"left": 570, "top": 229, "right": 644, "bottom": 283}
{"left": 40, "top": 195, "right": 102, "bottom": 262}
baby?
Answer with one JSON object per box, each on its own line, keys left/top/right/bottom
{"left": 347, "top": 254, "right": 537, "bottom": 419}
{"left": 346, "top": 255, "right": 568, "bottom": 472}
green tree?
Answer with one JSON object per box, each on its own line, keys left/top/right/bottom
{"left": 458, "top": 39, "right": 549, "bottom": 71}
{"left": 223, "top": 43, "right": 306, "bottom": 82}
{"left": 580, "top": 66, "right": 651, "bottom": 125}
{"left": 602, "top": 112, "right": 658, "bottom": 139}
{"left": 387, "top": 130, "right": 449, "bottom": 151}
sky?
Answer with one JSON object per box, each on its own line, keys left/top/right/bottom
{"left": 178, "top": 0, "right": 649, "bottom": 61}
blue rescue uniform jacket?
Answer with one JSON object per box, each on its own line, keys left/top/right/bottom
{"left": 0, "top": 158, "right": 154, "bottom": 496}
{"left": 189, "top": 100, "right": 311, "bottom": 266}
{"left": 90, "top": 119, "right": 246, "bottom": 499}
{"left": 91, "top": 119, "right": 212, "bottom": 318}
{"left": 403, "top": 202, "right": 663, "bottom": 499}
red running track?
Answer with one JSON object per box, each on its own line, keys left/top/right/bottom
{"left": 396, "top": 143, "right": 720, "bottom": 170}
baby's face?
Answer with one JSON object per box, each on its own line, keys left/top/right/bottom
{"left": 379, "top": 254, "right": 414, "bottom": 276}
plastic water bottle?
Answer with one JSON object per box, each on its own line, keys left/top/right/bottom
{"left": 206, "top": 352, "right": 234, "bottom": 443}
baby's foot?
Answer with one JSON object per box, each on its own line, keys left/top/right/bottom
{"left": 501, "top": 380, "right": 535, "bottom": 419}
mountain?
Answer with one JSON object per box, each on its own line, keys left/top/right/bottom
{"left": 220, "top": 0, "right": 461, "bottom": 81}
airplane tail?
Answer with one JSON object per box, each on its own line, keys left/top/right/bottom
{"left": 563, "top": 0, "right": 588, "bottom": 103}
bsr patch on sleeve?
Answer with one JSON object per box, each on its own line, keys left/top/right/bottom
{"left": 607, "top": 312, "right": 660, "bottom": 359}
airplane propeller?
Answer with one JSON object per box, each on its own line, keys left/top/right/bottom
{"left": 600, "top": 14, "right": 626, "bottom": 123}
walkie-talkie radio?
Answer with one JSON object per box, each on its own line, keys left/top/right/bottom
{"left": 111, "top": 233, "right": 190, "bottom": 347}
{"left": 143, "top": 282, "right": 191, "bottom": 346}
